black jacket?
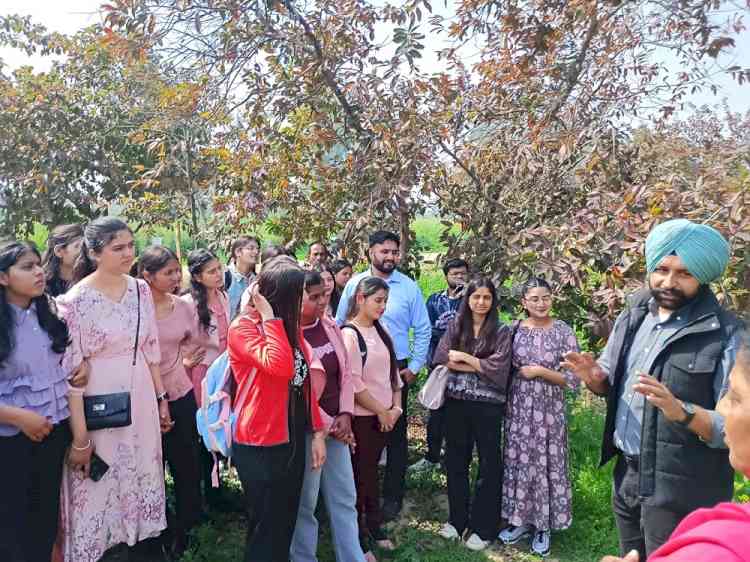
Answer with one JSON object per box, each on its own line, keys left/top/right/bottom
{"left": 601, "top": 287, "right": 742, "bottom": 513}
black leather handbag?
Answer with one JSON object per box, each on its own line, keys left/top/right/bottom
{"left": 83, "top": 280, "right": 140, "bottom": 431}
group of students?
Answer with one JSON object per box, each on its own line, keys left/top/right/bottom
{"left": 0, "top": 218, "right": 597, "bottom": 562}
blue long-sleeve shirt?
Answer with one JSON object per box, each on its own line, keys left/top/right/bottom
{"left": 335, "top": 268, "right": 431, "bottom": 374}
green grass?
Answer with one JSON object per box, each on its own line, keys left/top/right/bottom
{"left": 178, "top": 394, "right": 617, "bottom": 562}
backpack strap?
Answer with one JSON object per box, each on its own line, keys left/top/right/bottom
{"left": 342, "top": 324, "right": 368, "bottom": 368}
{"left": 224, "top": 269, "right": 233, "bottom": 290}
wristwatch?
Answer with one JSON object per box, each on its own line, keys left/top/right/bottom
{"left": 156, "top": 391, "right": 169, "bottom": 403}
{"left": 675, "top": 401, "right": 696, "bottom": 426}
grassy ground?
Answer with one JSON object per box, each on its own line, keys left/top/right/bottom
{"left": 177, "top": 394, "right": 616, "bottom": 562}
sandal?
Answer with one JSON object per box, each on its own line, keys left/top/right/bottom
{"left": 370, "top": 527, "right": 395, "bottom": 551}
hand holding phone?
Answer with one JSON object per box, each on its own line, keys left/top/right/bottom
{"left": 88, "top": 452, "right": 110, "bottom": 482}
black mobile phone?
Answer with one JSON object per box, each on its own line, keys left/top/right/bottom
{"left": 89, "top": 452, "right": 110, "bottom": 482}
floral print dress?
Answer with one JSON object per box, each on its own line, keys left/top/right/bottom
{"left": 56, "top": 277, "right": 166, "bottom": 562}
{"left": 501, "top": 320, "right": 579, "bottom": 532}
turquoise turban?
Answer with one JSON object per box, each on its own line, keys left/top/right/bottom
{"left": 645, "top": 219, "right": 730, "bottom": 284}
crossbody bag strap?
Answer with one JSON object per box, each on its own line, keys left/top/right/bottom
{"left": 132, "top": 278, "right": 141, "bottom": 367}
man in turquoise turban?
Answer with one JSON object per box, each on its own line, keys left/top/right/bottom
{"left": 562, "top": 219, "right": 743, "bottom": 561}
{"left": 645, "top": 218, "right": 730, "bottom": 285}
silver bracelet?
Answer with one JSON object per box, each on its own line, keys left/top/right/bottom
{"left": 72, "top": 439, "right": 91, "bottom": 451}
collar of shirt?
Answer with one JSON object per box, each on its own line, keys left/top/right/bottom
{"left": 647, "top": 297, "right": 695, "bottom": 327}
{"left": 302, "top": 318, "right": 321, "bottom": 330}
{"left": 368, "top": 267, "right": 403, "bottom": 284}
{"left": 9, "top": 301, "right": 37, "bottom": 328}
{"left": 229, "top": 263, "right": 254, "bottom": 281}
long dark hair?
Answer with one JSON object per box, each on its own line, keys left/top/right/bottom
{"left": 41, "top": 224, "right": 83, "bottom": 294}
{"left": 188, "top": 249, "right": 219, "bottom": 333}
{"left": 345, "top": 276, "right": 399, "bottom": 389}
{"left": 257, "top": 255, "right": 305, "bottom": 350}
{"left": 451, "top": 276, "right": 500, "bottom": 356}
{"left": 328, "top": 258, "right": 351, "bottom": 312}
{"left": 136, "top": 245, "right": 179, "bottom": 283}
{"left": 0, "top": 241, "right": 70, "bottom": 368}
{"left": 71, "top": 217, "right": 132, "bottom": 284}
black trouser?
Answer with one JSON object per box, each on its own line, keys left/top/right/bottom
{"left": 383, "top": 359, "right": 409, "bottom": 508}
{"left": 233, "top": 386, "right": 307, "bottom": 562}
{"left": 162, "top": 393, "right": 203, "bottom": 538}
{"left": 425, "top": 405, "right": 446, "bottom": 463}
{"left": 612, "top": 454, "right": 688, "bottom": 560}
{"left": 445, "top": 398, "right": 503, "bottom": 541}
{"left": 0, "top": 419, "right": 71, "bottom": 562}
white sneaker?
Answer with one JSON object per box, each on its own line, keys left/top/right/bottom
{"left": 498, "top": 524, "right": 534, "bottom": 545}
{"left": 531, "top": 530, "right": 551, "bottom": 557}
{"left": 438, "top": 523, "right": 460, "bottom": 540}
{"left": 409, "top": 458, "right": 439, "bottom": 472}
{"left": 464, "top": 533, "right": 489, "bottom": 551}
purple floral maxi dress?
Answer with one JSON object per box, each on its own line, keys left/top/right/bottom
{"left": 56, "top": 277, "right": 166, "bottom": 562}
{"left": 501, "top": 320, "right": 580, "bottom": 532}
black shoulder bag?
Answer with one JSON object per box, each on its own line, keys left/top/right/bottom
{"left": 83, "top": 280, "right": 139, "bottom": 430}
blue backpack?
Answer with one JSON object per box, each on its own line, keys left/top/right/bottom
{"left": 195, "top": 350, "right": 253, "bottom": 486}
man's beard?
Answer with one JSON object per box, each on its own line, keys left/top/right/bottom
{"left": 372, "top": 258, "right": 396, "bottom": 274}
{"left": 650, "top": 287, "right": 693, "bottom": 310}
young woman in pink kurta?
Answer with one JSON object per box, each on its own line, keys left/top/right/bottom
{"left": 56, "top": 218, "right": 171, "bottom": 562}
{"left": 181, "top": 248, "right": 230, "bottom": 510}
{"left": 138, "top": 245, "right": 204, "bottom": 556}
{"left": 181, "top": 249, "right": 229, "bottom": 405}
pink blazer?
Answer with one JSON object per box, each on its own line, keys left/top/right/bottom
{"left": 306, "top": 314, "right": 355, "bottom": 431}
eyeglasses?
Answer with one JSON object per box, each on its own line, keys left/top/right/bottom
{"left": 525, "top": 296, "right": 552, "bottom": 303}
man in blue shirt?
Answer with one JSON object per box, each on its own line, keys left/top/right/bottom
{"left": 335, "top": 230, "right": 431, "bottom": 521}
{"left": 409, "top": 258, "right": 468, "bottom": 472}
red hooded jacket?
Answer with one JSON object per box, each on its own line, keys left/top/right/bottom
{"left": 228, "top": 309, "right": 324, "bottom": 446}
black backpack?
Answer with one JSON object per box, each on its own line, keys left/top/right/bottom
{"left": 342, "top": 324, "right": 368, "bottom": 367}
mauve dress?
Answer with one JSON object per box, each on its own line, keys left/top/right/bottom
{"left": 56, "top": 277, "right": 166, "bottom": 562}
{"left": 501, "top": 320, "right": 579, "bottom": 532}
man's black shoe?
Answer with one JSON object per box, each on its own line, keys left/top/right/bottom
{"left": 382, "top": 499, "right": 402, "bottom": 522}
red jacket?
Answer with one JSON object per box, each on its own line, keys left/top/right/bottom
{"left": 228, "top": 310, "right": 324, "bottom": 446}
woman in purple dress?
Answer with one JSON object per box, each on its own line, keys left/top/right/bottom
{"left": 499, "top": 277, "right": 580, "bottom": 557}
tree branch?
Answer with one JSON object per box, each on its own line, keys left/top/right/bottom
{"left": 543, "top": 7, "right": 599, "bottom": 125}
{"left": 438, "top": 139, "right": 481, "bottom": 190}
{"left": 280, "top": 0, "right": 373, "bottom": 140}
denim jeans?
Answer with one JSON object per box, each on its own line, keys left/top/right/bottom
{"left": 290, "top": 437, "right": 366, "bottom": 562}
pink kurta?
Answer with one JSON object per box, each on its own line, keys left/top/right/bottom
{"left": 156, "top": 295, "right": 200, "bottom": 402}
{"left": 56, "top": 277, "right": 166, "bottom": 562}
{"left": 182, "top": 291, "right": 229, "bottom": 404}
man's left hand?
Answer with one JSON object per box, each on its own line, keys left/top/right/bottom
{"left": 633, "top": 373, "right": 684, "bottom": 423}
{"left": 400, "top": 368, "right": 417, "bottom": 385}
